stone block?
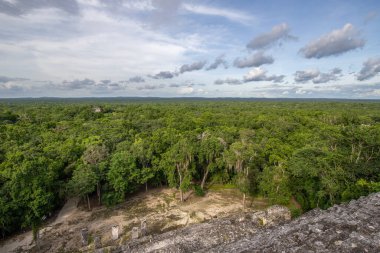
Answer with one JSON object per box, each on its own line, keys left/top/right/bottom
{"left": 94, "top": 235, "right": 101, "bottom": 248}
{"left": 81, "top": 228, "right": 88, "bottom": 246}
{"left": 132, "top": 227, "right": 139, "bottom": 239}
{"left": 112, "top": 225, "right": 119, "bottom": 240}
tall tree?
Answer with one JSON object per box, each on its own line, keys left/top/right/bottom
{"left": 82, "top": 144, "right": 108, "bottom": 204}
{"left": 107, "top": 151, "right": 139, "bottom": 202}
{"left": 225, "top": 130, "right": 257, "bottom": 210}
{"left": 131, "top": 137, "right": 154, "bottom": 191}
{"left": 198, "top": 131, "right": 226, "bottom": 189}
{"left": 68, "top": 164, "right": 97, "bottom": 210}
{"left": 162, "top": 138, "right": 194, "bottom": 202}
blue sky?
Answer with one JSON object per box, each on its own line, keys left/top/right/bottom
{"left": 0, "top": 0, "right": 379, "bottom": 98}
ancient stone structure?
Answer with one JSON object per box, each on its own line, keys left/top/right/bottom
{"left": 80, "top": 228, "right": 88, "bottom": 246}
{"left": 141, "top": 219, "right": 147, "bottom": 237}
{"left": 94, "top": 235, "right": 101, "bottom": 249}
{"left": 109, "top": 192, "right": 380, "bottom": 252}
{"left": 131, "top": 227, "right": 139, "bottom": 240}
{"left": 112, "top": 225, "right": 119, "bottom": 240}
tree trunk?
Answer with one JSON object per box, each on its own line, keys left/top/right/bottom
{"left": 145, "top": 182, "right": 148, "bottom": 192}
{"left": 243, "top": 193, "right": 246, "bottom": 211}
{"left": 244, "top": 167, "right": 249, "bottom": 211}
{"left": 177, "top": 165, "right": 184, "bottom": 202}
{"left": 355, "top": 144, "right": 362, "bottom": 164}
{"left": 97, "top": 182, "right": 101, "bottom": 205}
{"left": 200, "top": 166, "right": 209, "bottom": 190}
{"left": 35, "top": 230, "right": 40, "bottom": 250}
{"left": 32, "top": 225, "right": 40, "bottom": 249}
{"left": 87, "top": 194, "right": 91, "bottom": 210}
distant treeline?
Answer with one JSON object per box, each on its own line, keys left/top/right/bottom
{"left": 0, "top": 100, "right": 380, "bottom": 237}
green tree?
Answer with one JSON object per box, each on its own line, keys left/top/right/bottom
{"left": 198, "top": 132, "right": 226, "bottom": 189}
{"left": 107, "top": 151, "right": 139, "bottom": 201}
{"left": 225, "top": 131, "right": 257, "bottom": 210}
{"left": 259, "top": 165, "right": 291, "bottom": 205}
{"left": 162, "top": 138, "right": 194, "bottom": 202}
{"left": 82, "top": 144, "right": 109, "bottom": 204}
{"left": 69, "top": 164, "right": 97, "bottom": 210}
{"left": 131, "top": 137, "right": 154, "bottom": 191}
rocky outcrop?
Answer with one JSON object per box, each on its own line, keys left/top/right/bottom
{"left": 107, "top": 192, "right": 380, "bottom": 253}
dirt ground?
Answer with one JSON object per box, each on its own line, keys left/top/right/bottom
{"left": 0, "top": 187, "right": 269, "bottom": 253}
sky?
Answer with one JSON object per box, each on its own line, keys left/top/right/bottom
{"left": 0, "top": 0, "right": 380, "bottom": 98}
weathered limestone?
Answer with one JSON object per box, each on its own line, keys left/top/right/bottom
{"left": 109, "top": 192, "right": 380, "bottom": 253}
{"left": 111, "top": 225, "right": 119, "bottom": 240}
{"left": 141, "top": 219, "right": 147, "bottom": 237}
{"left": 80, "top": 228, "right": 88, "bottom": 246}
{"left": 132, "top": 227, "right": 139, "bottom": 239}
{"left": 94, "top": 235, "right": 101, "bottom": 249}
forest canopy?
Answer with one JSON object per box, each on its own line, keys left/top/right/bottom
{"left": 1, "top": 99, "right": 380, "bottom": 237}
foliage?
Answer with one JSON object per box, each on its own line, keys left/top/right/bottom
{"left": 341, "top": 179, "right": 380, "bottom": 201}
{"left": 68, "top": 164, "right": 97, "bottom": 198}
{"left": 1, "top": 99, "right": 380, "bottom": 236}
{"left": 193, "top": 184, "right": 205, "bottom": 197}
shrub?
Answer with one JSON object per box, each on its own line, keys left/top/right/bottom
{"left": 193, "top": 184, "right": 205, "bottom": 197}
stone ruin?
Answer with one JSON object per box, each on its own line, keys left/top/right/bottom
{"left": 97, "top": 192, "right": 380, "bottom": 252}
{"left": 94, "top": 235, "right": 101, "bottom": 249}
{"left": 80, "top": 228, "right": 88, "bottom": 246}
{"left": 131, "top": 219, "right": 148, "bottom": 240}
{"left": 131, "top": 227, "right": 139, "bottom": 240}
{"left": 141, "top": 219, "right": 147, "bottom": 237}
{"left": 112, "top": 225, "right": 119, "bottom": 240}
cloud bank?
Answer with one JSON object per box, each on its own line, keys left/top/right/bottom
{"left": 294, "top": 68, "right": 342, "bottom": 83}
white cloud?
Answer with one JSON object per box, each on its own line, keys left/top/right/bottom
{"left": 244, "top": 68, "right": 267, "bottom": 81}
{"left": 294, "top": 68, "right": 342, "bottom": 84}
{"left": 0, "top": 8, "right": 204, "bottom": 81}
{"left": 182, "top": 3, "right": 254, "bottom": 24}
{"left": 294, "top": 69, "right": 320, "bottom": 83}
{"left": 77, "top": 0, "right": 103, "bottom": 7}
{"left": 179, "top": 60, "right": 206, "bottom": 74}
{"left": 214, "top": 78, "right": 242, "bottom": 85}
{"left": 2, "top": 0, "right": 17, "bottom": 4}
{"left": 357, "top": 57, "right": 380, "bottom": 81}
{"left": 122, "top": 0, "right": 155, "bottom": 11}
{"left": 243, "top": 67, "right": 284, "bottom": 83}
{"left": 177, "top": 86, "right": 194, "bottom": 95}
{"left": 300, "top": 23, "right": 365, "bottom": 59}
{"left": 247, "top": 23, "right": 296, "bottom": 50}
{"left": 234, "top": 51, "right": 274, "bottom": 68}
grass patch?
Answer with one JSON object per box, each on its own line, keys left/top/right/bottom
{"left": 208, "top": 183, "right": 236, "bottom": 191}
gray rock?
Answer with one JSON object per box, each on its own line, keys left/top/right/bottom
{"left": 131, "top": 227, "right": 139, "bottom": 240}
{"left": 94, "top": 235, "right": 101, "bottom": 249}
{"left": 80, "top": 228, "right": 88, "bottom": 246}
{"left": 99, "top": 192, "right": 380, "bottom": 252}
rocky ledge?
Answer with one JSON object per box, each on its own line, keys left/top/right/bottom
{"left": 101, "top": 192, "right": 380, "bottom": 253}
